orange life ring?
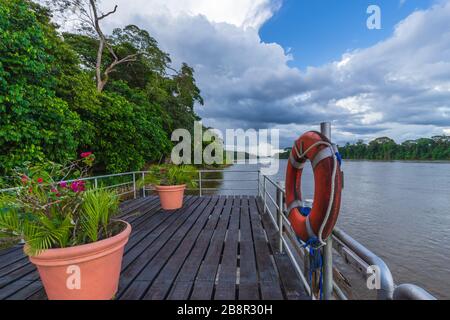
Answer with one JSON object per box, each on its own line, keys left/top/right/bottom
{"left": 285, "top": 131, "right": 343, "bottom": 243}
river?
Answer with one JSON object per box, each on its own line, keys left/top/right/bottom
{"left": 210, "top": 159, "right": 450, "bottom": 299}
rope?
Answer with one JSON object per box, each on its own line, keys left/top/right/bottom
{"left": 301, "top": 237, "right": 324, "bottom": 300}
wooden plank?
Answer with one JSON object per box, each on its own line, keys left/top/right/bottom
{"left": 0, "top": 280, "right": 35, "bottom": 300}
{"left": 118, "top": 280, "right": 151, "bottom": 300}
{"left": 5, "top": 281, "right": 43, "bottom": 300}
{"left": 121, "top": 197, "right": 198, "bottom": 270}
{"left": 256, "top": 198, "right": 310, "bottom": 300}
{"left": 142, "top": 197, "right": 219, "bottom": 300}
{"left": 135, "top": 197, "right": 214, "bottom": 281}
{"left": 166, "top": 197, "right": 227, "bottom": 300}
{"left": 145, "top": 197, "right": 223, "bottom": 300}
{"left": 117, "top": 197, "right": 206, "bottom": 298}
{"left": 0, "top": 246, "right": 22, "bottom": 257}
{"left": 119, "top": 197, "right": 159, "bottom": 219}
{"left": 238, "top": 197, "right": 260, "bottom": 300}
{"left": 0, "top": 196, "right": 309, "bottom": 300}
{"left": 26, "top": 288, "right": 47, "bottom": 300}
{"left": 214, "top": 197, "right": 240, "bottom": 300}
{"left": 0, "top": 248, "right": 27, "bottom": 270}
{"left": 190, "top": 197, "right": 234, "bottom": 300}
{"left": 0, "top": 263, "right": 36, "bottom": 289}
{"left": 248, "top": 197, "right": 284, "bottom": 300}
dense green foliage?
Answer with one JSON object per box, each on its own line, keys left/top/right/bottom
{"left": 340, "top": 136, "right": 450, "bottom": 161}
{"left": 278, "top": 136, "right": 450, "bottom": 161}
{"left": 0, "top": 0, "right": 81, "bottom": 174}
{"left": 0, "top": 0, "right": 204, "bottom": 177}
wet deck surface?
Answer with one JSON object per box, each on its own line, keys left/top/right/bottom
{"left": 0, "top": 196, "right": 308, "bottom": 300}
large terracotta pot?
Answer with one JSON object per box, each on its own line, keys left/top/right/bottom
{"left": 156, "top": 184, "right": 186, "bottom": 210}
{"left": 27, "top": 221, "right": 131, "bottom": 300}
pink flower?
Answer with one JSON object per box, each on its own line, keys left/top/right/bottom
{"left": 70, "top": 181, "right": 79, "bottom": 192}
{"left": 59, "top": 181, "right": 67, "bottom": 188}
{"left": 70, "top": 180, "right": 86, "bottom": 193}
{"left": 80, "top": 152, "right": 93, "bottom": 158}
{"left": 21, "top": 175, "right": 28, "bottom": 184}
{"left": 51, "top": 188, "right": 58, "bottom": 193}
{"left": 37, "top": 177, "right": 43, "bottom": 184}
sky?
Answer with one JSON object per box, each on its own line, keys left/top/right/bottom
{"left": 92, "top": 0, "right": 450, "bottom": 148}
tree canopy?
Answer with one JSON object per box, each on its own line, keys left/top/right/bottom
{"left": 0, "top": 0, "right": 204, "bottom": 177}
{"left": 339, "top": 136, "right": 450, "bottom": 161}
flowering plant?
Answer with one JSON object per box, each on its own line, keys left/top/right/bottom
{"left": 0, "top": 153, "right": 123, "bottom": 256}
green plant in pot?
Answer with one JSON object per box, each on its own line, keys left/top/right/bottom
{"left": 0, "top": 154, "right": 132, "bottom": 300}
{"left": 140, "top": 165, "right": 198, "bottom": 210}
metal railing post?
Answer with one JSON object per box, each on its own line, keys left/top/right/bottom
{"left": 132, "top": 173, "right": 137, "bottom": 199}
{"left": 277, "top": 183, "right": 284, "bottom": 253}
{"left": 198, "top": 171, "right": 202, "bottom": 197}
{"left": 142, "top": 172, "right": 146, "bottom": 198}
{"left": 257, "top": 170, "right": 261, "bottom": 197}
{"left": 321, "top": 121, "right": 334, "bottom": 300}
{"left": 94, "top": 178, "right": 98, "bottom": 189}
{"left": 263, "top": 175, "right": 267, "bottom": 214}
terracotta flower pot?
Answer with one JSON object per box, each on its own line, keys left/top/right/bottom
{"left": 27, "top": 221, "right": 131, "bottom": 300}
{"left": 156, "top": 184, "right": 186, "bottom": 210}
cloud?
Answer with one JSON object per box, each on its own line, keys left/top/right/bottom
{"left": 98, "top": 0, "right": 450, "bottom": 146}
{"left": 102, "top": 0, "right": 281, "bottom": 29}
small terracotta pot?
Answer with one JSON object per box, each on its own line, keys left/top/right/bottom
{"left": 156, "top": 184, "right": 186, "bottom": 210}
{"left": 27, "top": 221, "right": 131, "bottom": 300}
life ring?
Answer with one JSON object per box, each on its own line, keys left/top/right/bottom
{"left": 285, "top": 131, "right": 343, "bottom": 244}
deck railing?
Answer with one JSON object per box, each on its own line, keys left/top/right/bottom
{"left": 258, "top": 173, "right": 436, "bottom": 300}
{"left": 0, "top": 168, "right": 437, "bottom": 300}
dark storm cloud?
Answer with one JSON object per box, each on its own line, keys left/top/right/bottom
{"left": 105, "top": 0, "right": 450, "bottom": 143}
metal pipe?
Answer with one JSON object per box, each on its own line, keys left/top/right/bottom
{"left": 333, "top": 227, "right": 395, "bottom": 300}
{"left": 277, "top": 183, "right": 284, "bottom": 253}
{"left": 320, "top": 122, "right": 332, "bottom": 141}
{"left": 142, "top": 172, "right": 146, "bottom": 198}
{"left": 333, "top": 281, "right": 348, "bottom": 300}
{"left": 321, "top": 122, "right": 334, "bottom": 300}
{"left": 263, "top": 176, "right": 267, "bottom": 214}
{"left": 133, "top": 173, "right": 137, "bottom": 199}
{"left": 393, "top": 284, "right": 437, "bottom": 300}
{"left": 323, "top": 237, "right": 333, "bottom": 300}
{"left": 257, "top": 170, "right": 261, "bottom": 197}
{"left": 198, "top": 171, "right": 202, "bottom": 197}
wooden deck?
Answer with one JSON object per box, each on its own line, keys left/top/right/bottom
{"left": 0, "top": 196, "right": 309, "bottom": 300}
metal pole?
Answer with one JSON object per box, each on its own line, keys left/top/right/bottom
{"left": 94, "top": 178, "right": 98, "bottom": 189}
{"left": 198, "top": 171, "right": 202, "bottom": 197}
{"left": 277, "top": 183, "right": 284, "bottom": 253}
{"left": 133, "top": 173, "right": 137, "bottom": 199}
{"left": 257, "top": 170, "right": 261, "bottom": 197}
{"left": 142, "top": 172, "right": 146, "bottom": 198}
{"left": 321, "top": 122, "right": 333, "bottom": 300}
{"left": 263, "top": 176, "right": 267, "bottom": 214}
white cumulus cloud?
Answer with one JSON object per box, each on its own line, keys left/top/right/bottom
{"left": 90, "top": 0, "right": 450, "bottom": 145}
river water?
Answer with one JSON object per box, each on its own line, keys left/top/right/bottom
{"left": 210, "top": 160, "right": 450, "bottom": 299}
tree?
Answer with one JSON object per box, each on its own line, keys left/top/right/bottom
{"left": 47, "top": 0, "right": 140, "bottom": 92}
{"left": 0, "top": 0, "right": 81, "bottom": 175}
{"left": 339, "top": 136, "right": 450, "bottom": 161}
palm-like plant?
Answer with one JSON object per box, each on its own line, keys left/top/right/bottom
{"left": 139, "top": 165, "right": 198, "bottom": 188}
{"left": 0, "top": 155, "right": 122, "bottom": 256}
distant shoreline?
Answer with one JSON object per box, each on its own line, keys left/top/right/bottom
{"left": 341, "top": 159, "right": 450, "bottom": 164}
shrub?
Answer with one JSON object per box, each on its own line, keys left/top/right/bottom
{"left": 139, "top": 165, "right": 198, "bottom": 188}
{"left": 0, "top": 0, "right": 81, "bottom": 175}
{"left": 0, "top": 155, "right": 124, "bottom": 256}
